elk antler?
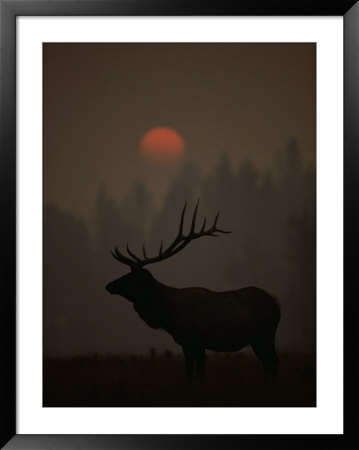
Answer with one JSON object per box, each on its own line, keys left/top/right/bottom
{"left": 111, "top": 200, "right": 231, "bottom": 268}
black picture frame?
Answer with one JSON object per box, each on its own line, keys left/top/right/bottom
{"left": 1, "top": 0, "right": 358, "bottom": 448}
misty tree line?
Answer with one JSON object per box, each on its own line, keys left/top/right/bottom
{"left": 44, "top": 139, "right": 315, "bottom": 356}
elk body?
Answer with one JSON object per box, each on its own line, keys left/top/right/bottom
{"left": 106, "top": 202, "right": 281, "bottom": 384}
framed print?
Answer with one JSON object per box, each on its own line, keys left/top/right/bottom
{"left": 1, "top": 0, "right": 358, "bottom": 448}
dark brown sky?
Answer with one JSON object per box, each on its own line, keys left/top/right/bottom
{"left": 43, "top": 43, "right": 316, "bottom": 219}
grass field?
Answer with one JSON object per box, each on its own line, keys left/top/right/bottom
{"left": 43, "top": 351, "right": 316, "bottom": 407}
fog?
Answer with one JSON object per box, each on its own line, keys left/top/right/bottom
{"left": 43, "top": 140, "right": 315, "bottom": 356}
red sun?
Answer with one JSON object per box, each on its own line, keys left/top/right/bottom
{"left": 140, "top": 126, "right": 185, "bottom": 164}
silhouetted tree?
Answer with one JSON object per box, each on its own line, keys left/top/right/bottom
{"left": 43, "top": 204, "right": 95, "bottom": 355}
{"left": 119, "top": 180, "right": 154, "bottom": 236}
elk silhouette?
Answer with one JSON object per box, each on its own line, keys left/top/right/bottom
{"left": 106, "top": 201, "right": 281, "bottom": 384}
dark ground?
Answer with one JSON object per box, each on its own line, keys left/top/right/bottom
{"left": 43, "top": 351, "right": 316, "bottom": 407}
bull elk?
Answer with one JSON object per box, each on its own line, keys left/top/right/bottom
{"left": 106, "top": 201, "right": 281, "bottom": 384}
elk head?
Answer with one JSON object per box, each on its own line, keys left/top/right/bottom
{"left": 105, "top": 200, "right": 231, "bottom": 301}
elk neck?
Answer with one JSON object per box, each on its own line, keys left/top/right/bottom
{"left": 132, "top": 272, "right": 177, "bottom": 331}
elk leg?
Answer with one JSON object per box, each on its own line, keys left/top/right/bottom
{"left": 195, "top": 348, "right": 206, "bottom": 383}
{"left": 251, "top": 338, "right": 279, "bottom": 385}
{"left": 182, "top": 346, "right": 195, "bottom": 384}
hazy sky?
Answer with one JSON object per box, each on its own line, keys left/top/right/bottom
{"left": 43, "top": 43, "right": 316, "bottom": 356}
{"left": 43, "top": 43, "right": 316, "bottom": 219}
